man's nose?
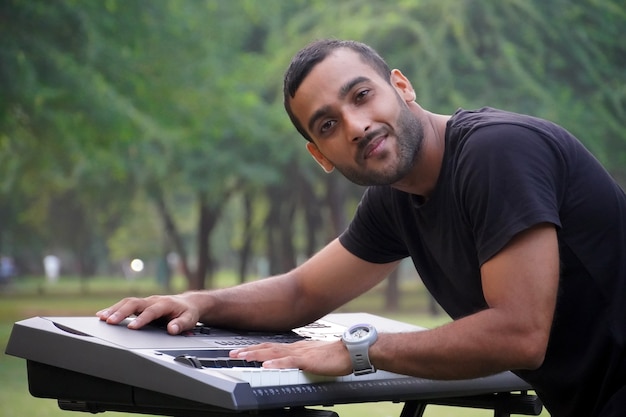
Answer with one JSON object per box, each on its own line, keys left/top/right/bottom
{"left": 344, "top": 112, "right": 370, "bottom": 143}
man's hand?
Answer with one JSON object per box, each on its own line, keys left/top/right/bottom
{"left": 230, "top": 339, "right": 353, "bottom": 376}
{"left": 96, "top": 294, "right": 201, "bottom": 335}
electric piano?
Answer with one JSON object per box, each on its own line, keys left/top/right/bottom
{"left": 5, "top": 313, "right": 542, "bottom": 416}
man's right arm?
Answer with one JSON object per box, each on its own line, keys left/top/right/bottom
{"left": 97, "top": 238, "right": 398, "bottom": 334}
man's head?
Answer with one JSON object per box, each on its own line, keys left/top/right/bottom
{"left": 282, "top": 39, "right": 425, "bottom": 188}
{"left": 283, "top": 39, "right": 392, "bottom": 143}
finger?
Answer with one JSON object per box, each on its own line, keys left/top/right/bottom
{"left": 96, "top": 300, "right": 127, "bottom": 320}
{"left": 229, "top": 342, "right": 278, "bottom": 359}
{"left": 165, "top": 310, "right": 199, "bottom": 335}
{"left": 97, "top": 298, "right": 146, "bottom": 324}
{"left": 262, "top": 356, "right": 300, "bottom": 370}
{"left": 231, "top": 343, "right": 303, "bottom": 367}
{"left": 232, "top": 340, "right": 314, "bottom": 358}
{"left": 127, "top": 298, "right": 177, "bottom": 330}
{"left": 127, "top": 308, "right": 162, "bottom": 329}
{"left": 129, "top": 300, "right": 198, "bottom": 334}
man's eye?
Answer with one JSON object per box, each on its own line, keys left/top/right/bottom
{"left": 320, "top": 120, "right": 336, "bottom": 134}
{"left": 356, "top": 89, "right": 370, "bottom": 102}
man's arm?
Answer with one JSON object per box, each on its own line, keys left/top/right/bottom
{"left": 370, "top": 222, "right": 559, "bottom": 379}
{"left": 97, "top": 238, "right": 398, "bottom": 334}
{"left": 236, "top": 223, "right": 559, "bottom": 379}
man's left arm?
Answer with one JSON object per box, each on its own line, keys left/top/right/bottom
{"left": 232, "top": 223, "right": 559, "bottom": 379}
{"left": 368, "top": 222, "right": 559, "bottom": 379}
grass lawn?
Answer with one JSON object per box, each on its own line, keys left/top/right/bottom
{"left": 0, "top": 274, "right": 548, "bottom": 417}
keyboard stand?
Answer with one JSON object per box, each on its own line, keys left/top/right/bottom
{"left": 399, "top": 391, "right": 543, "bottom": 417}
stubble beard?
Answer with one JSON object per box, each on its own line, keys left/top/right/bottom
{"left": 335, "top": 105, "right": 425, "bottom": 187}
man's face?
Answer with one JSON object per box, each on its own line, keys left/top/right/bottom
{"left": 290, "top": 49, "right": 424, "bottom": 186}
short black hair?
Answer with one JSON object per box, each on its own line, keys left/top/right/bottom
{"left": 283, "top": 39, "right": 392, "bottom": 142}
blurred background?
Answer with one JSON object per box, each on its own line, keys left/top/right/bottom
{"left": 1, "top": 0, "right": 624, "bottom": 294}
{"left": 0, "top": 1, "right": 624, "bottom": 415}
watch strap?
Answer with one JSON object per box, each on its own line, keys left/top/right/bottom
{"left": 343, "top": 324, "right": 378, "bottom": 375}
{"left": 347, "top": 345, "right": 375, "bottom": 375}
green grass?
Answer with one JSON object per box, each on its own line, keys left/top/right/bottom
{"left": 0, "top": 274, "right": 548, "bottom": 417}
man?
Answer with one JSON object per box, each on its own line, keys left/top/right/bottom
{"left": 98, "top": 39, "right": 626, "bottom": 416}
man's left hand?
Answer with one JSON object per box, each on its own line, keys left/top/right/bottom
{"left": 229, "top": 339, "right": 352, "bottom": 376}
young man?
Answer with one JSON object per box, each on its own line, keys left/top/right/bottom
{"left": 98, "top": 39, "right": 626, "bottom": 416}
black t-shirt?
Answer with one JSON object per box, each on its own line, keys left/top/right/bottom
{"left": 339, "top": 107, "right": 626, "bottom": 416}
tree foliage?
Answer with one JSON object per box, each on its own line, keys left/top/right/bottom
{"left": 1, "top": 0, "right": 624, "bottom": 290}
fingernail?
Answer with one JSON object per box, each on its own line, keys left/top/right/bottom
{"left": 170, "top": 323, "right": 180, "bottom": 334}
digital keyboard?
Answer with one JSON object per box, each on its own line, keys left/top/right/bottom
{"left": 5, "top": 313, "right": 534, "bottom": 416}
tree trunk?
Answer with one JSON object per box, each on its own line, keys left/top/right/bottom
{"left": 279, "top": 191, "right": 297, "bottom": 272}
{"left": 151, "top": 188, "right": 192, "bottom": 284}
{"left": 299, "top": 174, "right": 322, "bottom": 257}
{"left": 266, "top": 186, "right": 282, "bottom": 276}
{"left": 385, "top": 268, "right": 400, "bottom": 311}
{"left": 194, "top": 193, "right": 223, "bottom": 290}
{"left": 325, "top": 173, "right": 349, "bottom": 238}
{"left": 238, "top": 193, "right": 254, "bottom": 284}
{"left": 265, "top": 183, "right": 297, "bottom": 275}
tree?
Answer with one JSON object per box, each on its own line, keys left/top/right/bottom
{"left": 0, "top": 0, "right": 144, "bottom": 275}
{"left": 1, "top": 0, "right": 624, "bottom": 302}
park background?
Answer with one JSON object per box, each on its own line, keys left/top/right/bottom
{"left": 1, "top": 0, "right": 624, "bottom": 416}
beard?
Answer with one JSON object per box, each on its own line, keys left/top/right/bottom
{"left": 333, "top": 104, "right": 425, "bottom": 186}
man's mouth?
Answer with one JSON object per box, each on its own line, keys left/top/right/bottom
{"left": 362, "top": 134, "right": 387, "bottom": 160}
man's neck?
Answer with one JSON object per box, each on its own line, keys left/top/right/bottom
{"left": 391, "top": 110, "right": 450, "bottom": 197}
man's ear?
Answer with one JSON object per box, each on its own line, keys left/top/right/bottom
{"left": 390, "top": 69, "right": 416, "bottom": 103}
{"left": 306, "top": 142, "right": 335, "bottom": 173}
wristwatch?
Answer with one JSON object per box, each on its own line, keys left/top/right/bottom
{"left": 341, "top": 323, "right": 378, "bottom": 375}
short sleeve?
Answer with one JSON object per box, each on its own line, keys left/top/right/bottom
{"left": 339, "top": 186, "right": 409, "bottom": 264}
{"left": 455, "top": 123, "right": 564, "bottom": 264}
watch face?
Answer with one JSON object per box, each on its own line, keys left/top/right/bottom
{"left": 345, "top": 325, "right": 371, "bottom": 342}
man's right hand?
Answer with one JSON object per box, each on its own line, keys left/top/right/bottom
{"left": 96, "top": 293, "right": 202, "bottom": 335}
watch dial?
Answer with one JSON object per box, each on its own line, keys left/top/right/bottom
{"left": 347, "top": 326, "right": 369, "bottom": 341}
